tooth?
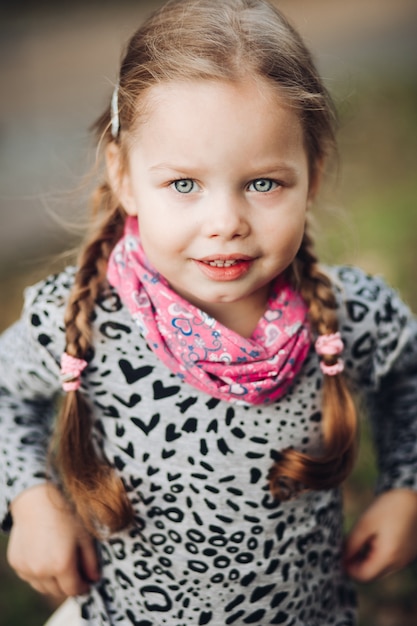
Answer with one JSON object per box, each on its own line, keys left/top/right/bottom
{"left": 207, "top": 260, "right": 237, "bottom": 267}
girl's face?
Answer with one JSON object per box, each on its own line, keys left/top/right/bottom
{"left": 109, "top": 79, "right": 316, "bottom": 334}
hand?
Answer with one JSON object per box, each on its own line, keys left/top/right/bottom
{"left": 7, "top": 483, "right": 100, "bottom": 599}
{"left": 344, "top": 489, "right": 417, "bottom": 582}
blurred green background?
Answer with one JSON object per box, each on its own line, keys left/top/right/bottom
{"left": 1, "top": 1, "right": 416, "bottom": 625}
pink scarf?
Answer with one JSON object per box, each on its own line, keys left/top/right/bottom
{"left": 107, "top": 217, "right": 311, "bottom": 405}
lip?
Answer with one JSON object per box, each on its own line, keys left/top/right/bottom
{"left": 193, "top": 254, "right": 254, "bottom": 281}
{"left": 198, "top": 254, "right": 254, "bottom": 262}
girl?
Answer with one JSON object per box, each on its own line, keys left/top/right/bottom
{"left": 1, "top": 1, "right": 417, "bottom": 624}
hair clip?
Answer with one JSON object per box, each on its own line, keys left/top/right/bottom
{"left": 111, "top": 82, "right": 120, "bottom": 139}
{"left": 60, "top": 352, "right": 88, "bottom": 392}
{"left": 315, "top": 332, "right": 344, "bottom": 376}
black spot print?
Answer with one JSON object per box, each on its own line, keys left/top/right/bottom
{"left": 166, "top": 423, "right": 182, "bottom": 442}
{"left": 100, "top": 321, "right": 132, "bottom": 340}
{"left": 131, "top": 413, "right": 160, "bottom": 435}
{"left": 346, "top": 301, "right": 369, "bottom": 323}
{"left": 153, "top": 380, "right": 181, "bottom": 399}
{"left": 114, "top": 393, "right": 142, "bottom": 408}
{"left": 352, "top": 332, "right": 375, "bottom": 358}
{"left": 176, "top": 396, "right": 198, "bottom": 413}
{"left": 31, "top": 313, "right": 41, "bottom": 327}
{"left": 119, "top": 359, "right": 154, "bottom": 384}
{"left": 11, "top": 265, "right": 412, "bottom": 624}
{"left": 38, "top": 333, "right": 52, "bottom": 346}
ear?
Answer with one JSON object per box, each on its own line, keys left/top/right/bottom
{"left": 105, "top": 143, "right": 137, "bottom": 215}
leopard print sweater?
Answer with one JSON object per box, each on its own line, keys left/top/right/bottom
{"left": 1, "top": 266, "right": 417, "bottom": 626}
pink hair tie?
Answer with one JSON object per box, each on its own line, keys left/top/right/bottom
{"left": 60, "top": 352, "right": 88, "bottom": 392}
{"left": 314, "top": 332, "right": 345, "bottom": 376}
{"left": 318, "top": 360, "right": 345, "bottom": 376}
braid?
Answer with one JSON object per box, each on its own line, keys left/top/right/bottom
{"left": 51, "top": 183, "right": 134, "bottom": 537}
{"left": 295, "top": 231, "right": 339, "bottom": 336}
{"left": 269, "top": 228, "right": 358, "bottom": 497}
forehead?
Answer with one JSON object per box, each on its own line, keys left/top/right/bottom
{"left": 141, "top": 77, "right": 297, "bottom": 122}
{"left": 132, "top": 78, "right": 306, "bottom": 158}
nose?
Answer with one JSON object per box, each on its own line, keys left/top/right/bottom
{"left": 203, "top": 192, "right": 250, "bottom": 239}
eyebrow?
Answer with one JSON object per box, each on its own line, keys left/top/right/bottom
{"left": 149, "top": 162, "right": 300, "bottom": 177}
{"left": 246, "top": 164, "right": 300, "bottom": 178}
{"left": 149, "top": 163, "right": 200, "bottom": 174}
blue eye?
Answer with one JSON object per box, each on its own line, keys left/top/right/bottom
{"left": 249, "top": 179, "right": 277, "bottom": 192}
{"left": 173, "top": 179, "right": 196, "bottom": 194}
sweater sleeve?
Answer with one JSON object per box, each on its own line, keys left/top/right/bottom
{"left": 0, "top": 272, "right": 70, "bottom": 531}
{"left": 330, "top": 266, "right": 417, "bottom": 494}
{"left": 366, "top": 318, "right": 417, "bottom": 493}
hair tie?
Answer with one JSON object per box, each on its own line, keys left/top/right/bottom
{"left": 111, "top": 82, "right": 120, "bottom": 139}
{"left": 60, "top": 352, "right": 88, "bottom": 392}
{"left": 315, "top": 332, "right": 344, "bottom": 376}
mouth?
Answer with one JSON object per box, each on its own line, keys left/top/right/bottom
{"left": 198, "top": 254, "right": 254, "bottom": 265}
{"left": 203, "top": 259, "right": 240, "bottom": 268}
{"left": 194, "top": 255, "right": 254, "bottom": 281}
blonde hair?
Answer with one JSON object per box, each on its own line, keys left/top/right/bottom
{"left": 52, "top": 0, "right": 357, "bottom": 536}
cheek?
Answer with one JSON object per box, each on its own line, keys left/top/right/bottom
{"left": 139, "top": 218, "right": 184, "bottom": 266}
{"left": 268, "top": 211, "right": 306, "bottom": 250}
{"left": 288, "top": 221, "right": 306, "bottom": 257}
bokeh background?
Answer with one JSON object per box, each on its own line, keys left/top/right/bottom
{"left": 1, "top": 1, "right": 417, "bottom": 624}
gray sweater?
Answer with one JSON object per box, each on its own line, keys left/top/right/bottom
{"left": 1, "top": 265, "right": 417, "bottom": 626}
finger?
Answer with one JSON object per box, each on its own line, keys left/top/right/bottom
{"left": 77, "top": 539, "right": 100, "bottom": 583}
{"left": 343, "top": 529, "right": 375, "bottom": 578}
{"left": 25, "top": 576, "right": 66, "bottom": 599}
{"left": 344, "top": 536, "right": 395, "bottom": 582}
{"left": 347, "top": 558, "right": 388, "bottom": 582}
{"left": 25, "top": 580, "right": 49, "bottom": 595}
{"left": 344, "top": 521, "right": 376, "bottom": 562}
{"left": 57, "top": 567, "right": 92, "bottom": 597}
{"left": 17, "top": 561, "right": 91, "bottom": 597}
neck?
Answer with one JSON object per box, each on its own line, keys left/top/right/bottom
{"left": 190, "top": 290, "right": 270, "bottom": 338}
